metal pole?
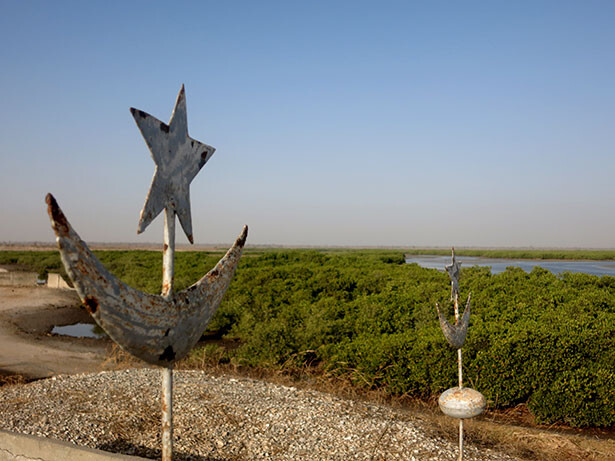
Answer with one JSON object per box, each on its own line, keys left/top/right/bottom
{"left": 162, "top": 207, "right": 175, "bottom": 299}
{"left": 162, "top": 365, "right": 173, "bottom": 461}
{"left": 454, "top": 290, "right": 463, "bottom": 461}
{"left": 162, "top": 207, "right": 175, "bottom": 461}
{"left": 459, "top": 419, "right": 463, "bottom": 461}
{"left": 438, "top": 248, "right": 484, "bottom": 461}
{"left": 455, "top": 291, "right": 463, "bottom": 389}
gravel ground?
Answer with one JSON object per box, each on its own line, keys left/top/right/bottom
{"left": 0, "top": 368, "right": 518, "bottom": 461}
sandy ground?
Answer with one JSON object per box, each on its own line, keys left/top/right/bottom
{"left": 0, "top": 286, "right": 112, "bottom": 379}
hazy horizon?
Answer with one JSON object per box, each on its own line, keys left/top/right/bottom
{"left": 1, "top": 2, "right": 614, "bottom": 248}
{"left": 3, "top": 241, "right": 615, "bottom": 252}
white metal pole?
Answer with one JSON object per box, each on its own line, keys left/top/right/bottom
{"left": 459, "top": 419, "right": 463, "bottom": 461}
{"left": 162, "top": 365, "right": 173, "bottom": 461}
{"left": 161, "top": 207, "right": 175, "bottom": 461}
{"left": 162, "top": 207, "right": 175, "bottom": 299}
{"left": 454, "top": 290, "right": 463, "bottom": 461}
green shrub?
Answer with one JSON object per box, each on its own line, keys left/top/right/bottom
{"left": 529, "top": 367, "right": 615, "bottom": 427}
{"left": 3, "top": 248, "right": 614, "bottom": 427}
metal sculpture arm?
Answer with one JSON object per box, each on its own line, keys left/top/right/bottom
{"left": 46, "top": 193, "right": 247, "bottom": 366}
{"left": 436, "top": 293, "right": 471, "bottom": 350}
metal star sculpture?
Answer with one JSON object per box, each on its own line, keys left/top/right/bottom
{"left": 436, "top": 249, "right": 485, "bottom": 461}
{"left": 445, "top": 248, "right": 461, "bottom": 301}
{"left": 47, "top": 85, "right": 248, "bottom": 461}
{"left": 130, "top": 85, "right": 215, "bottom": 243}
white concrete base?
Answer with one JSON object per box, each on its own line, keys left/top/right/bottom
{"left": 47, "top": 273, "right": 72, "bottom": 289}
{"left": 0, "top": 430, "right": 147, "bottom": 461}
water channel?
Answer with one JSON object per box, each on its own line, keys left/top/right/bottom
{"left": 405, "top": 255, "right": 615, "bottom": 277}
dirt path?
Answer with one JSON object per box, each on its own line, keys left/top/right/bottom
{"left": 0, "top": 286, "right": 112, "bottom": 379}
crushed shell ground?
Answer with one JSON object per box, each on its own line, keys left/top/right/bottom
{"left": 0, "top": 368, "right": 519, "bottom": 460}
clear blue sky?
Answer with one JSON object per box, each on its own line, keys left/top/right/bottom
{"left": 1, "top": 1, "right": 614, "bottom": 247}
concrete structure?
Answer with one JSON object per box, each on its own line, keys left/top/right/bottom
{"left": 47, "top": 273, "right": 72, "bottom": 289}
{"left": 0, "top": 272, "right": 38, "bottom": 287}
{"left": 0, "top": 430, "right": 147, "bottom": 460}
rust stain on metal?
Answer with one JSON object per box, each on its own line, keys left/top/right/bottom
{"left": 83, "top": 295, "right": 99, "bottom": 314}
{"left": 45, "top": 194, "right": 69, "bottom": 235}
{"left": 159, "top": 346, "right": 176, "bottom": 362}
{"left": 129, "top": 108, "right": 149, "bottom": 119}
{"left": 46, "top": 194, "right": 247, "bottom": 367}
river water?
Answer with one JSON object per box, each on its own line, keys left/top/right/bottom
{"left": 404, "top": 255, "right": 615, "bottom": 277}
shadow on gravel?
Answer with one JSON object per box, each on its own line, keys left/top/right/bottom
{"left": 0, "top": 370, "right": 33, "bottom": 387}
{"left": 97, "top": 441, "right": 230, "bottom": 461}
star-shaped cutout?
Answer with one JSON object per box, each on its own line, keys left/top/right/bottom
{"left": 445, "top": 248, "right": 461, "bottom": 300}
{"left": 130, "top": 85, "right": 215, "bottom": 243}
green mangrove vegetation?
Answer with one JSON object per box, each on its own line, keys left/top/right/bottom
{"left": 1, "top": 249, "right": 614, "bottom": 427}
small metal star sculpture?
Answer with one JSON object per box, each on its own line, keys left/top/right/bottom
{"left": 130, "top": 85, "right": 215, "bottom": 243}
{"left": 436, "top": 249, "right": 485, "bottom": 461}
{"left": 445, "top": 248, "right": 461, "bottom": 301}
{"left": 438, "top": 248, "right": 470, "bottom": 349}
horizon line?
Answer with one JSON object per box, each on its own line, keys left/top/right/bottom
{"left": 2, "top": 242, "right": 615, "bottom": 252}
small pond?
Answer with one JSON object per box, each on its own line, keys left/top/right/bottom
{"left": 51, "top": 323, "right": 107, "bottom": 339}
